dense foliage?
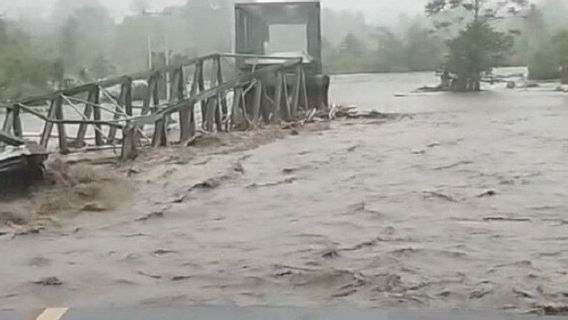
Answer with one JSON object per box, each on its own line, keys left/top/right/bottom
{"left": 1, "top": 0, "right": 568, "bottom": 102}
{"left": 425, "top": 0, "right": 528, "bottom": 91}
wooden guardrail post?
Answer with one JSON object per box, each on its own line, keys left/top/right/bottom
{"left": 300, "top": 68, "right": 309, "bottom": 112}
{"left": 215, "top": 55, "right": 228, "bottom": 130}
{"left": 108, "top": 77, "right": 132, "bottom": 144}
{"left": 196, "top": 60, "right": 206, "bottom": 130}
{"left": 11, "top": 104, "right": 23, "bottom": 138}
{"left": 40, "top": 99, "right": 57, "bottom": 148}
{"left": 252, "top": 80, "right": 263, "bottom": 123}
{"left": 91, "top": 86, "right": 103, "bottom": 146}
{"left": 53, "top": 95, "right": 69, "bottom": 154}
{"left": 120, "top": 123, "right": 138, "bottom": 161}
{"left": 2, "top": 106, "right": 14, "bottom": 133}
{"left": 272, "top": 71, "right": 284, "bottom": 123}
{"left": 290, "top": 65, "right": 302, "bottom": 118}
{"left": 230, "top": 87, "right": 243, "bottom": 130}
{"left": 75, "top": 85, "right": 96, "bottom": 146}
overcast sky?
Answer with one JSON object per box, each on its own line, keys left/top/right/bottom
{"left": 0, "top": 0, "right": 428, "bottom": 23}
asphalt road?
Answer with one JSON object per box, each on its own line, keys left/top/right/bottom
{"left": 1, "top": 307, "right": 565, "bottom": 320}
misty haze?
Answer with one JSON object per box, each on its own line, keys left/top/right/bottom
{"left": 1, "top": 0, "right": 568, "bottom": 319}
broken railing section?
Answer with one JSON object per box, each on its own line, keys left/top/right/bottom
{"left": 0, "top": 53, "right": 316, "bottom": 162}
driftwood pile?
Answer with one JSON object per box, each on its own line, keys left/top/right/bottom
{"left": 281, "top": 105, "right": 403, "bottom": 130}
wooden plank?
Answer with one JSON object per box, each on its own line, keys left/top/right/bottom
{"left": 130, "top": 58, "right": 302, "bottom": 127}
{"left": 252, "top": 80, "right": 263, "bottom": 123}
{"left": 204, "top": 96, "right": 216, "bottom": 132}
{"left": 151, "top": 116, "right": 168, "bottom": 147}
{"left": 107, "top": 80, "right": 129, "bottom": 144}
{"left": 54, "top": 96, "right": 69, "bottom": 154}
{"left": 141, "top": 74, "right": 156, "bottom": 116}
{"left": 176, "top": 68, "right": 191, "bottom": 141}
{"left": 196, "top": 61, "right": 206, "bottom": 129}
{"left": 18, "top": 54, "right": 219, "bottom": 107}
{"left": 11, "top": 104, "right": 23, "bottom": 138}
{"left": 290, "top": 66, "right": 301, "bottom": 118}
{"left": 216, "top": 56, "right": 228, "bottom": 118}
{"left": 152, "top": 73, "right": 160, "bottom": 114}
{"left": 92, "top": 86, "right": 104, "bottom": 146}
{"left": 2, "top": 108, "right": 13, "bottom": 133}
{"left": 214, "top": 94, "right": 223, "bottom": 132}
{"left": 230, "top": 87, "right": 243, "bottom": 130}
{"left": 120, "top": 124, "right": 137, "bottom": 161}
{"left": 282, "top": 73, "right": 292, "bottom": 121}
{"left": 272, "top": 71, "right": 283, "bottom": 123}
{"left": 124, "top": 78, "right": 133, "bottom": 116}
{"left": 0, "top": 130, "right": 25, "bottom": 146}
{"left": 40, "top": 99, "right": 57, "bottom": 148}
{"left": 300, "top": 68, "right": 309, "bottom": 111}
{"left": 75, "top": 86, "right": 96, "bottom": 145}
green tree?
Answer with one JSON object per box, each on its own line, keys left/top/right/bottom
{"left": 0, "top": 19, "right": 58, "bottom": 101}
{"left": 426, "top": 0, "right": 529, "bottom": 91}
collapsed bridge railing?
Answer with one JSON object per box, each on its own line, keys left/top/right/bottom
{"left": 0, "top": 53, "right": 316, "bottom": 161}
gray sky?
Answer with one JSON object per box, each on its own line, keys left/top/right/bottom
{"left": 0, "top": 0, "right": 428, "bottom": 23}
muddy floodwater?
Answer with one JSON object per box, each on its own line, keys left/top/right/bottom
{"left": 2, "top": 70, "right": 568, "bottom": 314}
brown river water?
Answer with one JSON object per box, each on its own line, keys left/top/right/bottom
{"left": 2, "top": 69, "right": 568, "bottom": 314}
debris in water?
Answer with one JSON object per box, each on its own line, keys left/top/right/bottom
{"left": 81, "top": 202, "right": 108, "bottom": 212}
{"left": 137, "top": 271, "right": 162, "bottom": 280}
{"left": 434, "top": 160, "right": 473, "bottom": 170}
{"left": 153, "top": 249, "right": 177, "bottom": 255}
{"left": 347, "top": 145, "right": 360, "bottom": 152}
{"left": 171, "top": 275, "right": 192, "bottom": 281}
{"left": 477, "top": 189, "right": 497, "bottom": 198}
{"left": 32, "top": 276, "right": 62, "bottom": 286}
{"left": 483, "top": 216, "right": 531, "bottom": 222}
{"left": 423, "top": 191, "right": 459, "bottom": 202}
{"left": 513, "top": 287, "right": 534, "bottom": 299}
{"left": 535, "top": 304, "right": 568, "bottom": 316}
{"left": 469, "top": 285, "right": 494, "bottom": 299}
{"left": 247, "top": 177, "right": 296, "bottom": 189}
{"left": 13, "top": 225, "right": 44, "bottom": 237}
{"left": 321, "top": 249, "right": 340, "bottom": 259}
{"left": 188, "top": 178, "right": 222, "bottom": 192}
{"left": 136, "top": 209, "right": 166, "bottom": 222}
